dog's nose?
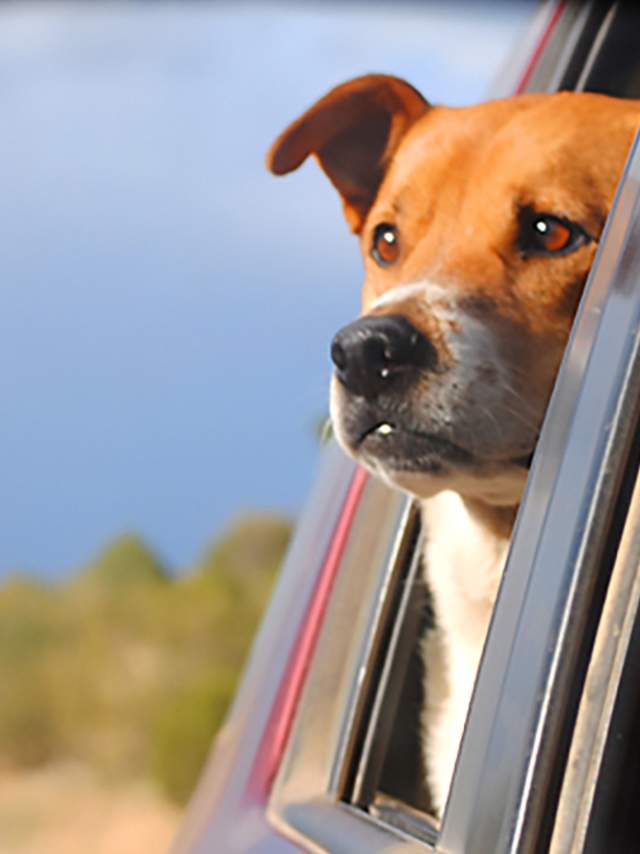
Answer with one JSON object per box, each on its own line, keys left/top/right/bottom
{"left": 331, "top": 315, "right": 437, "bottom": 400}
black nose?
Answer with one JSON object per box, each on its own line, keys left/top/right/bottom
{"left": 330, "top": 315, "right": 438, "bottom": 400}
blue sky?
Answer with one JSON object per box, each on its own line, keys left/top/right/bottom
{"left": 0, "top": 1, "right": 534, "bottom": 578}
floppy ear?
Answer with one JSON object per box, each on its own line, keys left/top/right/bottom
{"left": 267, "top": 75, "right": 429, "bottom": 233}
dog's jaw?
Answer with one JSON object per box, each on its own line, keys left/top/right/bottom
{"left": 332, "top": 376, "right": 529, "bottom": 506}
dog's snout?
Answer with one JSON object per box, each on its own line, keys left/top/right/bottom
{"left": 331, "top": 315, "right": 437, "bottom": 400}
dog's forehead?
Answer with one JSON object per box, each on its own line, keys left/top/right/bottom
{"left": 359, "top": 92, "right": 640, "bottom": 316}
{"left": 382, "top": 91, "right": 639, "bottom": 207}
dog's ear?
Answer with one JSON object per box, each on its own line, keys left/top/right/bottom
{"left": 267, "top": 75, "right": 429, "bottom": 233}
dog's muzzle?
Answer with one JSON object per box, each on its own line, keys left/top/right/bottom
{"left": 330, "top": 312, "right": 534, "bottom": 500}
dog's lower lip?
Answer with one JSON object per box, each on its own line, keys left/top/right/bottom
{"left": 357, "top": 421, "right": 397, "bottom": 445}
{"left": 357, "top": 422, "right": 535, "bottom": 469}
{"left": 357, "top": 421, "right": 471, "bottom": 460}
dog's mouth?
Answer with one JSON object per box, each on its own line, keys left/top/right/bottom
{"left": 357, "top": 421, "right": 534, "bottom": 472}
{"left": 357, "top": 420, "right": 472, "bottom": 472}
{"left": 358, "top": 421, "right": 471, "bottom": 458}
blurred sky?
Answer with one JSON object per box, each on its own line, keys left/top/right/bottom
{"left": 0, "top": 0, "right": 535, "bottom": 579}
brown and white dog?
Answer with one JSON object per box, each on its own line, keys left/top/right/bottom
{"left": 268, "top": 75, "right": 639, "bottom": 816}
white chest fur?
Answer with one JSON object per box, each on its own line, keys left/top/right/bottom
{"left": 420, "top": 490, "right": 509, "bottom": 816}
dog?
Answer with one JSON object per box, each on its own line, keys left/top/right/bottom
{"left": 267, "top": 75, "right": 639, "bottom": 817}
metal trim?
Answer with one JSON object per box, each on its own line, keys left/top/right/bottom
{"left": 520, "top": 0, "right": 596, "bottom": 93}
{"left": 549, "top": 445, "right": 640, "bottom": 853}
{"left": 343, "top": 507, "right": 422, "bottom": 806}
{"left": 268, "top": 480, "right": 433, "bottom": 853}
{"left": 487, "top": 0, "right": 567, "bottom": 99}
{"left": 439, "top": 131, "right": 640, "bottom": 854}
{"left": 572, "top": 3, "right": 619, "bottom": 92}
{"left": 276, "top": 799, "right": 428, "bottom": 854}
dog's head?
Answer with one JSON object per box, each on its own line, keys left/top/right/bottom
{"left": 268, "top": 76, "right": 640, "bottom": 506}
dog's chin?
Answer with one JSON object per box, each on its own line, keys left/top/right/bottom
{"left": 337, "top": 421, "right": 531, "bottom": 507}
{"left": 387, "top": 461, "right": 529, "bottom": 507}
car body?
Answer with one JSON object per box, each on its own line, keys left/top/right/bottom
{"left": 173, "top": 2, "right": 640, "bottom": 851}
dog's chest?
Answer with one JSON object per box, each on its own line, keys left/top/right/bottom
{"left": 422, "top": 490, "right": 509, "bottom": 686}
{"left": 420, "top": 491, "right": 510, "bottom": 811}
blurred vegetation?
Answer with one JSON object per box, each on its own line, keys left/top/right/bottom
{"left": 0, "top": 514, "right": 292, "bottom": 804}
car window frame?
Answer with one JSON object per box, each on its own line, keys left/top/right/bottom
{"left": 440, "top": 124, "right": 640, "bottom": 854}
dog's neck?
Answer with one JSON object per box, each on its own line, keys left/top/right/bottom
{"left": 461, "top": 497, "right": 518, "bottom": 542}
{"left": 420, "top": 491, "right": 517, "bottom": 814}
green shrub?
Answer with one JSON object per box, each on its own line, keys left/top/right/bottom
{"left": 0, "top": 667, "right": 59, "bottom": 767}
{"left": 72, "top": 533, "right": 170, "bottom": 593}
{"left": 0, "top": 513, "right": 292, "bottom": 796}
{"left": 148, "top": 672, "right": 236, "bottom": 804}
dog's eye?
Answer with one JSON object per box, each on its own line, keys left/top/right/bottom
{"left": 532, "top": 216, "right": 574, "bottom": 253}
{"left": 519, "top": 211, "right": 589, "bottom": 258}
{"left": 371, "top": 223, "right": 400, "bottom": 267}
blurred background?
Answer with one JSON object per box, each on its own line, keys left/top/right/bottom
{"left": 0, "top": 1, "right": 534, "bottom": 851}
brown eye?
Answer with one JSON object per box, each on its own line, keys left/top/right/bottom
{"left": 534, "top": 216, "right": 573, "bottom": 252}
{"left": 519, "top": 209, "right": 590, "bottom": 258}
{"left": 371, "top": 223, "right": 400, "bottom": 267}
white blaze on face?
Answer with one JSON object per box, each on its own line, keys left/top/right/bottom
{"left": 368, "top": 280, "right": 448, "bottom": 312}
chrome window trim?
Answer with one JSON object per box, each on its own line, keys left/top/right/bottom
{"left": 267, "top": 478, "right": 435, "bottom": 852}
{"left": 275, "top": 799, "right": 428, "bottom": 854}
{"left": 346, "top": 523, "right": 426, "bottom": 809}
{"left": 549, "top": 456, "right": 640, "bottom": 853}
{"left": 522, "top": 0, "right": 597, "bottom": 94}
{"left": 572, "top": 3, "right": 618, "bottom": 92}
{"left": 487, "top": 0, "right": 568, "bottom": 99}
{"left": 439, "top": 132, "right": 640, "bottom": 854}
